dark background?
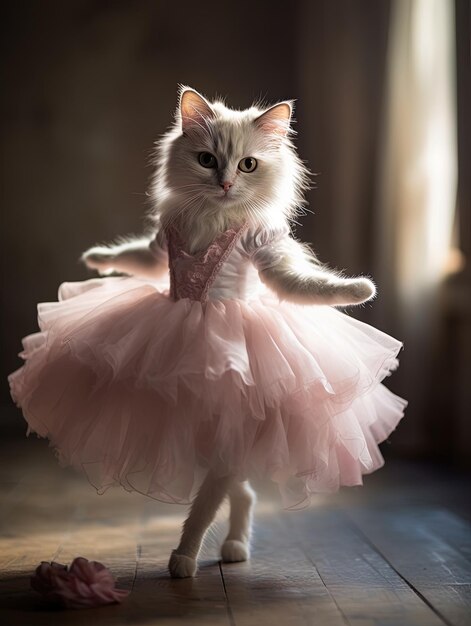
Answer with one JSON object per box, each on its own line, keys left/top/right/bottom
{"left": 1, "top": 1, "right": 470, "bottom": 464}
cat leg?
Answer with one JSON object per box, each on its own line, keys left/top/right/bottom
{"left": 221, "top": 480, "right": 255, "bottom": 563}
{"left": 256, "top": 235, "right": 376, "bottom": 306}
{"left": 169, "top": 472, "right": 233, "bottom": 578}
{"left": 82, "top": 232, "right": 167, "bottom": 279}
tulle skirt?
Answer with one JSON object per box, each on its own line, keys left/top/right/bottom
{"left": 9, "top": 277, "right": 407, "bottom": 509}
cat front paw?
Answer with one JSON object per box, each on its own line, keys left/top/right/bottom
{"left": 168, "top": 550, "right": 197, "bottom": 578}
{"left": 343, "top": 278, "right": 376, "bottom": 304}
{"left": 81, "top": 247, "right": 116, "bottom": 274}
{"left": 221, "top": 539, "right": 250, "bottom": 563}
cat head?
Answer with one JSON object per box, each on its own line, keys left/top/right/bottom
{"left": 151, "top": 86, "right": 311, "bottom": 230}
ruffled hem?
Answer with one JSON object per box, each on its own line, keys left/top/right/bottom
{"left": 9, "top": 276, "right": 407, "bottom": 509}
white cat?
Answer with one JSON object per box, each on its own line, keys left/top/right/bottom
{"left": 82, "top": 87, "right": 376, "bottom": 578}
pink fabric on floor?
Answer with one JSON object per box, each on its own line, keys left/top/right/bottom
{"left": 31, "top": 557, "right": 129, "bottom": 609}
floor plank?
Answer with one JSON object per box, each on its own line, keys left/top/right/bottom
{"left": 221, "top": 508, "right": 348, "bottom": 626}
{"left": 398, "top": 509, "right": 471, "bottom": 562}
{"left": 346, "top": 507, "right": 471, "bottom": 626}
{"left": 287, "top": 507, "right": 446, "bottom": 626}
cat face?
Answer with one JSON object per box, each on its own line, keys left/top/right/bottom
{"left": 152, "top": 87, "right": 310, "bottom": 229}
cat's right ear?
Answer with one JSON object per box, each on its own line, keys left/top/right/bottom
{"left": 178, "top": 87, "right": 215, "bottom": 134}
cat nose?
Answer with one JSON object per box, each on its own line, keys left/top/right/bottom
{"left": 220, "top": 181, "right": 233, "bottom": 193}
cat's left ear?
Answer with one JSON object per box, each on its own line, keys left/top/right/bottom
{"left": 179, "top": 87, "right": 215, "bottom": 134}
{"left": 254, "top": 102, "right": 293, "bottom": 137}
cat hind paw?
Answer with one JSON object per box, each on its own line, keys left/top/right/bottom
{"left": 221, "top": 540, "right": 250, "bottom": 563}
{"left": 168, "top": 550, "right": 197, "bottom": 578}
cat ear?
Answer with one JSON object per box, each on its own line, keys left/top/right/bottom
{"left": 179, "top": 87, "right": 215, "bottom": 133}
{"left": 255, "top": 102, "right": 293, "bottom": 137}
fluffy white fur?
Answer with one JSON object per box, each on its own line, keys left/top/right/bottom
{"left": 83, "top": 237, "right": 166, "bottom": 279}
{"left": 82, "top": 86, "right": 376, "bottom": 577}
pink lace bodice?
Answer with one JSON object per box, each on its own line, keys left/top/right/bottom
{"left": 165, "top": 222, "right": 249, "bottom": 303}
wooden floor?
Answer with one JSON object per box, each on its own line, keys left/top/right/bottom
{"left": 0, "top": 436, "right": 470, "bottom": 626}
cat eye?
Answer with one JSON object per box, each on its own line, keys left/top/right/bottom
{"left": 238, "top": 157, "right": 257, "bottom": 173}
{"left": 198, "top": 152, "right": 217, "bottom": 168}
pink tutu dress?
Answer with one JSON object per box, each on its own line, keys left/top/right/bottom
{"left": 9, "top": 222, "right": 407, "bottom": 508}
